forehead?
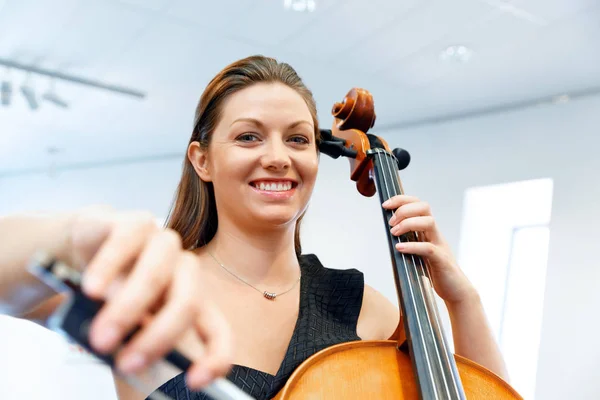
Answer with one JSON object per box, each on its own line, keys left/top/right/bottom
{"left": 219, "top": 82, "right": 313, "bottom": 125}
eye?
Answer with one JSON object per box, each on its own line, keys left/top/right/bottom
{"left": 289, "top": 135, "right": 310, "bottom": 145}
{"left": 236, "top": 133, "right": 260, "bottom": 143}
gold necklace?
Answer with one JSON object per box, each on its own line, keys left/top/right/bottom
{"left": 207, "top": 250, "right": 301, "bottom": 300}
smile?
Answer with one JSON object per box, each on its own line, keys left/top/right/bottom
{"left": 250, "top": 181, "right": 295, "bottom": 192}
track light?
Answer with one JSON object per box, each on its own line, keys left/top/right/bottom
{"left": 20, "top": 84, "right": 39, "bottom": 110}
{"left": 42, "top": 80, "right": 68, "bottom": 108}
{"left": 0, "top": 57, "right": 146, "bottom": 112}
{"left": 0, "top": 57, "right": 145, "bottom": 99}
{"left": 42, "top": 91, "right": 68, "bottom": 108}
{"left": 1, "top": 80, "right": 11, "bottom": 106}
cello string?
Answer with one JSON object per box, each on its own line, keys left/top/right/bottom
{"left": 381, "top": 149, "right": 460, "bottom": 399}
{"left": 373, "top": 148, "right": 438, "bottom": 397}
{"left": 378, "top": 151, "right": 446, "bottom": 392}
{"left": 379, "top": 149, "right": 455, "bottom": 399}
{"left": 411, "top": 224, "right": 464, "bottom": 395}
{"left": 409, "top": 204, "right": 463, "bottom": 397}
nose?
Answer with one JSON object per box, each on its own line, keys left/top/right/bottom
{"left": 261, "top": 137, "right": 291, "bottom": 171}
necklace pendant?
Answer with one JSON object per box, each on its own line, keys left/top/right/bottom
{"left": 263, "top": 291, "right": 277, "bottom": 300}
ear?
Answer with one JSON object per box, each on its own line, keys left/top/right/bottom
{"left": 187, "top": 141, "right": 212, "bottom": 182}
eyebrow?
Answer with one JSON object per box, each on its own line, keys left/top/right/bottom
{"left": 230, "top": 117, "right": 313, "bottom": 130}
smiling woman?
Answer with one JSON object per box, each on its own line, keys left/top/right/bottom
{"left": 144, "top": 55, "right": 509, "bottom": 400}
{"left": 146, "top": 56, "right": 399, "bottom": 399}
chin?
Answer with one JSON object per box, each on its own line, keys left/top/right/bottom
{"left": 251, "top": 207, "right": 302, "bottom": 228}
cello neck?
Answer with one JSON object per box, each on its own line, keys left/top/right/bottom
{"left": 367, "top": 147, "right": 467, "bottom": 400}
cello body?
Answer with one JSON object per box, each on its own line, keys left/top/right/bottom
{"left": 274, "top": 340, "right": 522, "bottom": 399}
{"left": 273, "top": 88, "right": 524, "bottom": 400}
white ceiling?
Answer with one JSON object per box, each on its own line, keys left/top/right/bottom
{"left": 0, "top": 0, "right": 599, "bottom": 174}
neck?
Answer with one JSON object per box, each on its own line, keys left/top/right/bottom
{"left": 199, "top": 215, "right": 300, "bottom": 287}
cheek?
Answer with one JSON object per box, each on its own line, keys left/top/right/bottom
{"left": 299, "top": 155, "right": 319, "bottom": 185}
{"left": 211, "top": 149, "right": 250, "bottom": 178}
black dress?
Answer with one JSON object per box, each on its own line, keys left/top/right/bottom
{"left": 148, "top": 253, "right": 365, "bottom": 400}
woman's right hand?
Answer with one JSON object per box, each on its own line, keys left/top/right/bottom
{"left": 57, "top": 205, "right": 233, "bottom": 390}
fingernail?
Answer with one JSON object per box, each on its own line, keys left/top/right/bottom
{"left": 382, "top": 199, "right": 391, "bottom": 207}
{"left": 119, "top": 352, "right": 146, "bottom": 373}
{"left": 93, "top": 325, "right": 120, "bottom": 352}
{"left": 388, "top": 215, "right": 396, "bottom": 225}
{"left": 396, "top": 243, "right": 406, "bottom": 250}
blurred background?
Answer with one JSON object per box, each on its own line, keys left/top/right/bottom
{"left": 0, "top": 0, "right": 599, "bottom": 399}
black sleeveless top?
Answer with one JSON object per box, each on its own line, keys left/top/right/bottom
{"left": 148, "top": 253, "right": 364, "bottom": 400}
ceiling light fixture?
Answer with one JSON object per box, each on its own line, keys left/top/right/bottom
{"left": 43, "top": 91, "right": 69, "bottom": 108}
{"left": 20, "top": 83, "right": 39, "bottom": 110}
{"left": 439, "top": 45, "right": 474, "bottom": 63}
{"left": 1, "top": 80, "right": 11, "bottom": 106}
{"left": 42, "top": 80, "right": 69, "bottom": 109}
{"left": 284, "top": 0, "right": 316, "bottom": 12}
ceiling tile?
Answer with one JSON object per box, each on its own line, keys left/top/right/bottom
{"left": 375, "top": 9, "right": 600, "bottom": 128}
{"left": 165, "top": 0, "right": 256, "bottom": 41}
{"left": 279, "top": 0, "right": 419, "bottom": 59}
{"left": 0, "top": 0, "right": 80, "bottom": 61}
{"left": 376, "top": 8, "right": 542, "bottom": 88}
{"left": 116, "top": 0, "right": 171, "bottom": 12}
{"left": 167, "top": 0, "right": 342, "bottom": 47}
{"left": 337, "top": 0, "right": 497, "bottom": 75}
{"left": 103, "top": 18, "right": 263, "bottom": 90}
{"left": 166, "top": 0, "right": 255, "bottom": 21}
{"left": 491, "top": 0, "right": 598, "bottom": 24}
{"left": 50, "top": 1, "right": 154, "bottom": 74}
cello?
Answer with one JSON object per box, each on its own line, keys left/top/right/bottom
{"left": 273, "top": 88, "right": 524, "bottom": 399}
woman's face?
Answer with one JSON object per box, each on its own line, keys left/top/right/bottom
{"left": 191, "top": 82, "right": 319, "bottom": 232}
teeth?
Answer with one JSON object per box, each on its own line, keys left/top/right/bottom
{"left": 254, "top": 181, "right": 292, "bottom": 191}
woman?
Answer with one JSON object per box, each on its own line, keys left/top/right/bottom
{"left": 149, "top": 55, "right": 508, "bottom": 399}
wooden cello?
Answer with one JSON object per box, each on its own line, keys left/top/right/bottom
{"left": 272, "top": 88, "right": 524, "bottom": 400}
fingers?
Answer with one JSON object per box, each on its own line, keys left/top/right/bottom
{"left": 113, "top": 252, "right": 200, "bottom": 375}
{"left": 65, "top": 207, "right": 233, "bottom": 390}
{"left": 382, "top": 195, "right": 420, "bottom": 210}
{"left": 383, "top": 195, "right": 443, "bottom": 244}
{"left": 388, "top": 201, "right": 431, "bottom": 226}
{"left": 395, "top": 241, "right": 445, "bottom": 265}
{"left": 82, "top": 211, "right": 158, "bottom": 298}
{"left": 186, "top": 295, "right": 234, "bottom": 390}
{"left": 89, "top": 228, "right": 182, "bottom": 354}
{"left": 390, "top": 216, "right": 435, "bottom": 237}
{"left": 107, "top": 252, "right": 233, "bottom": 391}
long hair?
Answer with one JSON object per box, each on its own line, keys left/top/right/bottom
{"left": 165, "top": 55, "right": 320, "bottom": 256}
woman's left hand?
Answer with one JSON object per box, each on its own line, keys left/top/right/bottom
{"left": 382, "top": 195, "right": 477, "bottom": 305}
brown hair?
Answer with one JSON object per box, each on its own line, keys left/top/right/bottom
{"left": 165, "top": 55, "right": 320, "bottom": 255}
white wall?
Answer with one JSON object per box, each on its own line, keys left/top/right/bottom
{"left": 1, "top": 94, "right": 599, "bottom": 399}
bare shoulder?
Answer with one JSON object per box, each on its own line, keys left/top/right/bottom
{"left": 357, "top": 283, "right": 400, "bottom": 340}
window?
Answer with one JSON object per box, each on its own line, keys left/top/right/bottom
{"left": 457, "top": 178, "right": 553, "bottom": 400}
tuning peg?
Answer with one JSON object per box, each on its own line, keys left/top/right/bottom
{"left": 319, "top": 140, "right": 358, "bottom": 159}
{"left": 392, "top": 148, "right": 410, "bottom": 170}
